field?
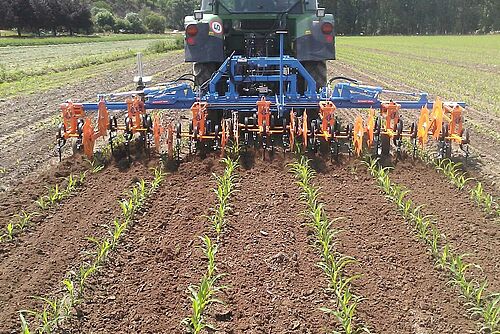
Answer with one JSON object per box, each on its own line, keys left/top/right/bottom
{"left": 0, "top": 35, "right": 499, "bottom": 334}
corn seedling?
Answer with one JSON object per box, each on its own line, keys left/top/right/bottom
{"left": 365, "top": 156, "right": 499, "bottom": 331}
{"left": 290, "top": 156, "right": 369, "bottom": 333}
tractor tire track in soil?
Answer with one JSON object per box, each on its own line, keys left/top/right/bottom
{"left": 313, "top": 159, "right": 477, "bottom": 333}
{"left": 60, "top": 159, "right": 220, "bottom": 333}
{"left": 0, "top": 51, "right": 190, "bottom": 192}
{"left": 0, "top": 160, "right": 155, "bottom": 333}
{"left": 328, "top": 60, "right": 500, "bottom": 192}
{"left": 391, "top": 160, "right": 500, "bottom": 292}
{"left": 211, "top": 154, "right": 330, "bottom": 333}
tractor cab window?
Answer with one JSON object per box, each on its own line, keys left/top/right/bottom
{"left": 216, "top": 0, "right": 303, "bottom": 13}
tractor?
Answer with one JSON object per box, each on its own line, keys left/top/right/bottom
{"left": 185, "top": 0, "right": 334, "bottom": 95}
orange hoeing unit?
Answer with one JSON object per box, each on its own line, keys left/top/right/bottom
{"left": 381, "top": 101, "right": 401, "bottom": 134}
{"left": 61, "top": 101, "right": 85, "bottom": 139}
{"left": 191, "top": 102, "right": 208, "bottom": 138}
{"left": 319, "top": 101, "right": 336, "bottom": 137}
{"left": 257, "top": 96, "right": 271, "bottom": 133}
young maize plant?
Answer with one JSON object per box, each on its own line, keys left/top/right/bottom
{"left": 18, "top": 169, "right": 166, "bottom": 333}
{"left": 404, "top": 140, "right": 499, "bottom": 219}
{"left": 365, "top": 157, "right": 500, "bottom": 332}
{"left": 470, "top": 182, "right": 500, "bottom": 219}
{"left": 184, "top": 157, "right": 238, "bottom": 333}
{"left": 289, "top": 156, "right": 370, "bottom": 334}
{"left": 1, "top": 172, "right": 87, "bottom": 243}
{"left": 209, "top": 157, "right": 238, "bottom": 236}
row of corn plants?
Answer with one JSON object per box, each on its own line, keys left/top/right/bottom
{"left": 0, "top": 136, "right": 129, "bottom": 243}
{"left": 404, "top": 140, "right": 499, "bottom": 219}
{"left": 290, "top": 156, "right": 370, "bottom": 334}
{"left": 365, "top": 157, "right": 499, "bottom": 333}
{"left": 183, "top": 156, "right": 238, "bottom": 334}
{"left": 0, "top": 172, "right": 87, "bottom": 243}
{"left": 18, "top": 167, "right": 165, "bottom": 333}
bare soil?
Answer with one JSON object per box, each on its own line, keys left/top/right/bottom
{"left": 0, "top": 159, "right": 156, "bottom": 333}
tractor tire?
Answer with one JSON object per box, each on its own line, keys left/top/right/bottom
{"left": 300, "top": 61, "right": 327, "bottom": 94}
{"left": 194, "top": 62, "right": 221, "bottom": 89}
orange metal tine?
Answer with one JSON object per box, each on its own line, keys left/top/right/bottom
{"left": 417, "top": 106, "right": 430, "bottom": 147}
{"left": 153, "top": 115, "right": 162, "bottom": 152}
{"left": 82, "top": 118, "right": 96, "bottom": 159}
{"left": 447, "top": 105, "right": 464, "bottom": 137}
{"left": 302, "top": 110, "right": 309, "bottom": 149}
{"left": 97, "top": 100, "right": 109, "bottom": 138}
{"left": 257, "top": 96, "right": 271, "bottom": 133}
{"left": 366, "top": 108, "right": 375, "bottom": 147}
{"left": 431, "top": 97, "right": 444, "bottom": 140}
{"left": 353, "top": 116, "right": 364, "bottom": 156}
{"left": 221, "top": 120, "right": 229, "bottom": 156}
{"left": 290, "top": 109, "right": 296, "bottom": 149}
{"left": 319, "top": 101, "right": 336, "bottom": 134}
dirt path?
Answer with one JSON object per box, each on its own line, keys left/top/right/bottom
{"left": 0, "top": 161, "right": 154, "bottom": 333}
{"left": 391, "top": 160, "right": 500, "bottom": 292}
{"left": 60, "top": 159, "right": 218, "bottom": 333}
{"left": 314, "top": 159, "right": 476, "bottom": 333}
{"left": 0, "top": 51, "right": 190, "bottom": 192}
{"left": 211, "top": 156, "right": 330, "bottom": 333}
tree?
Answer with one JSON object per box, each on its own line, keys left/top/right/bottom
{"left": 145, "top": 12, "right": 166, "bottom": 33}
{"left": 8, "top": 0, "right": 37, "bottom": 36}
{"left": 125, "top": 12, "right": 146, "bottom": 33}
{"left": 94, "top": 9, "right": 115, "bottom": 31}
{"left": 162, "top": 0, "right": 199, "bottom": 30}
{"left": 114, "top": 17, "right": 131, "bottom": 33}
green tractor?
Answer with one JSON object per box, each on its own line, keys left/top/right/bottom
{"left": 184, "top": 0, "right": 335, "bottom": 93}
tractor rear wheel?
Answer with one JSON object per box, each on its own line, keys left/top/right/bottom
{"left": 194, "top": 62, "right": 221, "bottom": 90}
{"left": 300, "top": 61, "right": 327, "bottom": 93}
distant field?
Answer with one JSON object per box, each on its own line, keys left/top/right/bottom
{"left": 0, "top": 36, "right": 182, "bottom": 96}
{"left": 336, "top": 35, "right": 500, "bottom": 118}
{"left": 0, "top": 33, "right": 172, "bottom": 47}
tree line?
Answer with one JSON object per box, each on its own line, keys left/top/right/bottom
{"left": 319, "top": 0, "right": 499, "bottom": 35}
{"left": 0, "top": 0, "right": 199, "bottom": 36}
{"left": 1, "top": 0, "right": 498, "bottom": 36}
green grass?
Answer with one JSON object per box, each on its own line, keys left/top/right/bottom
{"left": 0, "top": 33, "right": 173, "bottom": 47}
{"left": 0, "top": 37, "right": 180, "bottom": 83}
{"left": 0, "top": 50, "right": 181, "bottom": 100}
{"left": 335, "top": 35, "right": 500, "bottom": 124}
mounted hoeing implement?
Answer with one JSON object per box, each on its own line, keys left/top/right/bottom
{"left": 56, "top": 0, "right": 470, "bottom": 162}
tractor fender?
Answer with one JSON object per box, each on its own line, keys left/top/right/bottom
{"left": 296, "top": 15, "right": 335, "bottom": 61}
{"left": 184, "top": 15, "right": 224, "bottom": 63}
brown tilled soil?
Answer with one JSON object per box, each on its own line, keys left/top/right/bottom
{"left": 313, "top": 159, "right": 477, "bottom": 333}
{"left": 210, "top": 154, "right": 330, "bottom": 333}
{"left": 60, "top": 158, "right": 221, "bottom": 333}
{"left": 391, "top": 159, "right": 500, "bottom": 292}
{"left": 0, "top": 159, "right": 156, "bottom": 333}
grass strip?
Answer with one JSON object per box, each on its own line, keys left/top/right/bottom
{"left": 183, "top": 155, "right": 238, "bottom": 333}
{"left": 0, "top": 37, "right": 182, "bottom": 84}
{"left": 290, "top": 156, "right": 370, "bottom": 334}
{"left": 18, "top": 167, "right": 165, "bottom": 333}
{"left": 0, "top": 34, "right": 172, "bottom": 47}
{"left": 365, "top": 157, "right": 500, "bottom": 333}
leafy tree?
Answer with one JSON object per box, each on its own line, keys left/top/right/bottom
{"left": 125, "top": 12, "right": 146, "bottom": 33}
{"left": 114, "top": 17, "right": 131, "bottom": 32}
{"left": 145, "top": 12, "right": 166, "bottom": 33}
{"left": 94, "top": 9, "right": 115, "bottom": 31}
{"left": 161, "top": 0, "right": 199, "bottom": 30}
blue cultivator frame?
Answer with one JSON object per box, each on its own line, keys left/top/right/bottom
{"left": 57, "top": 32, "right": 470, "bottom": 162}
